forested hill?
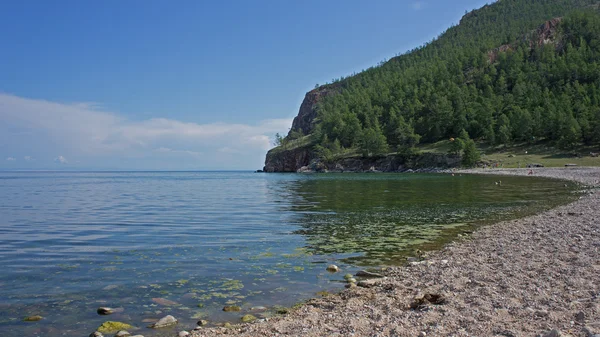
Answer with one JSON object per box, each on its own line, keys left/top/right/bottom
{"left": 265, "top": 0, "right": 600, "bottom": 172}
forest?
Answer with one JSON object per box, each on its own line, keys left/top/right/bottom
{"left": 281, "top": 0, "right": 600, "bottom": 166}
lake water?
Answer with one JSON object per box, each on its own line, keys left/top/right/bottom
{"left": 0, "top": 171, "right": 578, "bottom": 336}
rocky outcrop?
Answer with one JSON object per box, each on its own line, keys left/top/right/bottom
{"left": 488, "top": 17, "right": 562, "bottom": 63}
{"left": 288, "top": 85, "right": 339, "bottom": 137}
{"left": 264, "top": 150, "right": 460, "bottom": 173}
{"left": 263, "top": 146, "right": 315, "bottom": 172}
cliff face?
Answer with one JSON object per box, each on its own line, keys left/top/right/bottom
{"left": 263, "top": 146, "right": 315, "bottom": 173}
{"left": 288, "top": 86, "right": 338, "bottom": 136}
{"left": 264, "top": 149, "right": 460, "bottom": 173}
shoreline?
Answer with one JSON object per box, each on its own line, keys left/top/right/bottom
{"left": 188, "top": 167, "right": 600, "bottom": 337}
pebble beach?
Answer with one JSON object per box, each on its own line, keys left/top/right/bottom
{"left": 186, "top": 167, "right": 600, "bottom": 337}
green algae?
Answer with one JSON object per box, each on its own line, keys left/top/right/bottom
{"left": 97, "top": 321, "right": 133, "bottom": 333}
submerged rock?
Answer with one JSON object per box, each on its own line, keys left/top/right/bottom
{"left": 150, "top": 315, "right": 178, "bottom": 328}
{"left": 114, "top": 331, "right": 131, "bottom": 337}
{"left": 152, "top": 298, "right": 179, "bottom": 306}
{"left": 178, "top": 331, "right": 190, "bottom": 337}
{"left": 326, "top": 265, "right": 339, "bottom": 272}
{"left": 241, "top": 314, "right": 257, "bottom": 322}
{"left": 197, "top": 319, "right": 209, "bottom": 326}
{"left": 89, "top": 332, "right": 104, "bottom": 337}
{"left": 97, "top": 321, "right": 133, "bottom": 334}
{"left": 223, "top": 305, "right": 241, "bottom": 312}
{"left": 23, "top": 315, "right": 43, "bottom": 322}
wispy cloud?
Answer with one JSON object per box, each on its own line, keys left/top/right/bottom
{"left": 6, "top": 157, "right": 16, "bottom": 161}
{"left": 0, "top": 93, "right": 292, "bottom": 169}
{"left": 24, "top": 156, "right": 34, "bottom": 161}
{"left": 412, "top": 1, "right": 425, "bottom": 10}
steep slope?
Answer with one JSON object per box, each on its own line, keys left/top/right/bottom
{"left": 265, "top": 0, "right": 600, "bottom": 172}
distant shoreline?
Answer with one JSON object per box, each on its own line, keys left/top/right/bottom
{"left": 189, "top": 167, "right": 600, "bottom": 337}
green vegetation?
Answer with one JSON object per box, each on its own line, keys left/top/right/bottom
{"left": 277, "top": 0, "right": 600, "bottom": 167}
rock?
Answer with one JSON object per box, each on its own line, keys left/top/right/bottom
{"left": 197, "top": 320, "right": 209, "bottom": 326}
{"left": 326, "top": 265, "right": 339, "bottom": 272}
{"left": 343, "top": 273, "right": 353, "bottom": 280}
{"left": 347, "top": 278, "right": 357, "bottom": 283}
{"left": 97, "top": 307, "right": 114, "bottom": 315}
{"left": 535, "top": 310, "right": 550, "bottom": 317}
{"left": 150, "top": 315, "right": 178, "bottom": 328}
{"left": 575, "top": 311, "right": 585, "bottom": 322}
{"left": 250, "top": 306, "right": 267, "bottom": 311}
{"left": 355, "top": 270, "right": 384, "bottom": 278}
{"left": 407, "top": 257, "right": 419, "bottom": 262}
{"left": 23, "top": 315, "right": 43, "bottom": 322}
{"left": 357, "top": 278, "right": 385, "bottom": 288}
{"left": 223, "top": 322, "right": 233, "bottom": 329}
{"left": 178, "top": 331, "right": 190, "bottom": 337}
{"left": 97, "top": 322, "right": 134, "bottom": 334}
{"left": 241, "top": 314, "right": 257, "bottom": 322}
{"left": 420, "top": 332, "right": 427, "bottom": 337}
{"left": 151, "top": 298, "right": 179, "bottom": 306}
{"left": 114, "top": 331, "right": 131, "bottom": 337}
{"left": 538, "top": 330, "right": 561, "bottom": 337}
{"left": 223, "top": 305, "right": 241, "bottom": 312}
{"left": 410, "top": 293, "right": 447, "bottom": 310}
{"left": 89, "top": 332, "right": 104, "bottom": 337}
{"left": 345, "top": 283, "right": 357, "bottom": 289}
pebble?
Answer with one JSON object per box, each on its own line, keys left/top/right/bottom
{"left": 23, "top": 315, "right": 43, "bottom": 321}
{"left": 197, "top": 320, "right": 209, "bottom": 326}
{"left": 114, "top": 331, "right": 131, "bottom": 337}
{"left": 539, "top": 329, "right": 561, "bottom": 337}
{"left": 151, "top": 315, "right": 178, "bottom": 328}
{"left": 89, "top": 332, "right": 104, "bottom": 337}
{"left": 178, "top": 331, "right": 190, "bottom": 337}
{"left": 575, "top": 311, "right": 585, "bottom": 322}
{"left": 326, "top": 265, "right": 339, "bottom": 272}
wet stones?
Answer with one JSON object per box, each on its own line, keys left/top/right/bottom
{"left": 223, "top": 305, "right": 241, "bottom": 312}
{"left": 178, "top": 331, "right": 190, "bottom": 337}
{"left": 23, "top": 315, "right": 43, "bottom": 321}
{"left": 326, "top": 265, "right": 339, "bottom": 272}
{"left": 97, "top": 321, "right": 134, "bottom": 334}
{"left": 114, "top": 331, "right": 131, "bottom": 337}
{"left": 150, "top": 315, "right": 178, "bottom": 328}
{"left": 241, "top": 314, "right": 257, "bottom": 322}
{"left": 197, "top": 319, "right": 209, "bottom": 326}
{"left": 89, "top": 332, "right": 104, "bottom": 337}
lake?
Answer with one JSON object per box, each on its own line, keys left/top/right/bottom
{"left": 0, "top": 171, "right": 578, "bottom": 336}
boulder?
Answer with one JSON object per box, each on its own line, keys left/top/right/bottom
{"left": 150, "top": 315, "right": 178, "bottom": 328}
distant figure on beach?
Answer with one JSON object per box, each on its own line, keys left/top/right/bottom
{"left": 528, "top": 169, "right": 533, "bottom": 175}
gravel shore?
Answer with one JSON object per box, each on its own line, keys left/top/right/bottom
{"left": 189, "top": 167, "right": 600, "bottom": 337}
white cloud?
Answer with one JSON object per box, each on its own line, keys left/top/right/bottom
{"left": 412, "top": 1, "right": 425, "bottom": 10}
{"left": 6, "top": 157, "right": 16, "bottom": 161}
{"left": 24, "top": 156, "right": 34, "bottom": 161}
{"left": 54, "top": 155, "right": 68, "bottom": 164}
{"left": 0, "top": 93, "right": 293, "bottom": 169}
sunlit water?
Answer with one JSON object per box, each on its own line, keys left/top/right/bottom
{"left": 0, "top": 171, "right": 578, "bottom": 336}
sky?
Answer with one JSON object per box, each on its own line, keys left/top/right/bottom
{"left": 0, "top": 0, "right": 492, "bottom": 170}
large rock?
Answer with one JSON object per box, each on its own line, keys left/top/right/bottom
{"left": 150, "top": 315, "right": 177, "bottom": 328}
{"left": 97, "top": 322, "right": 133, "bottom": 334}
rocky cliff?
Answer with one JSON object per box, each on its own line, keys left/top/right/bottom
{"left": 288, "top": 85, "right": 338, "bottom": 137}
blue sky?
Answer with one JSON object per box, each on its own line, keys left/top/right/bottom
{"left": 0, "top": 0, "right": 492, "bottom": 170}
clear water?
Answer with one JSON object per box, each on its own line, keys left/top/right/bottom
{"left": 0, "top": 171, "right": 578, "bottom": 336}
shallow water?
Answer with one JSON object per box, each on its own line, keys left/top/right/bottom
{"left": 0, "top": 171, "right": 578, "bottom": 336}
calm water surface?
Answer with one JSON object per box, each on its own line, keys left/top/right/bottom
{"left": 0, "top": 171, "right": 578, "bottom": 336}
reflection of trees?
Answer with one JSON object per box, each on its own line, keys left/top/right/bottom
{"left": 284, "top": 174, "right": 571, "bottom": 266}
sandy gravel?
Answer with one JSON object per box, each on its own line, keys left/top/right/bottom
{"left": 188, "top": 167, "right": 600, "bottom": 337}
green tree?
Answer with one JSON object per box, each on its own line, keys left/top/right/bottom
{"left": 359, "top": 128, "right": 389, "bottom": 157}
{"left": 462, "top": 139, "right": 481, "bottom": 167}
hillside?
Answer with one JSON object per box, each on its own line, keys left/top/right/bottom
{"left": 264, "top": 0, "right": 600, "bottom": 172}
